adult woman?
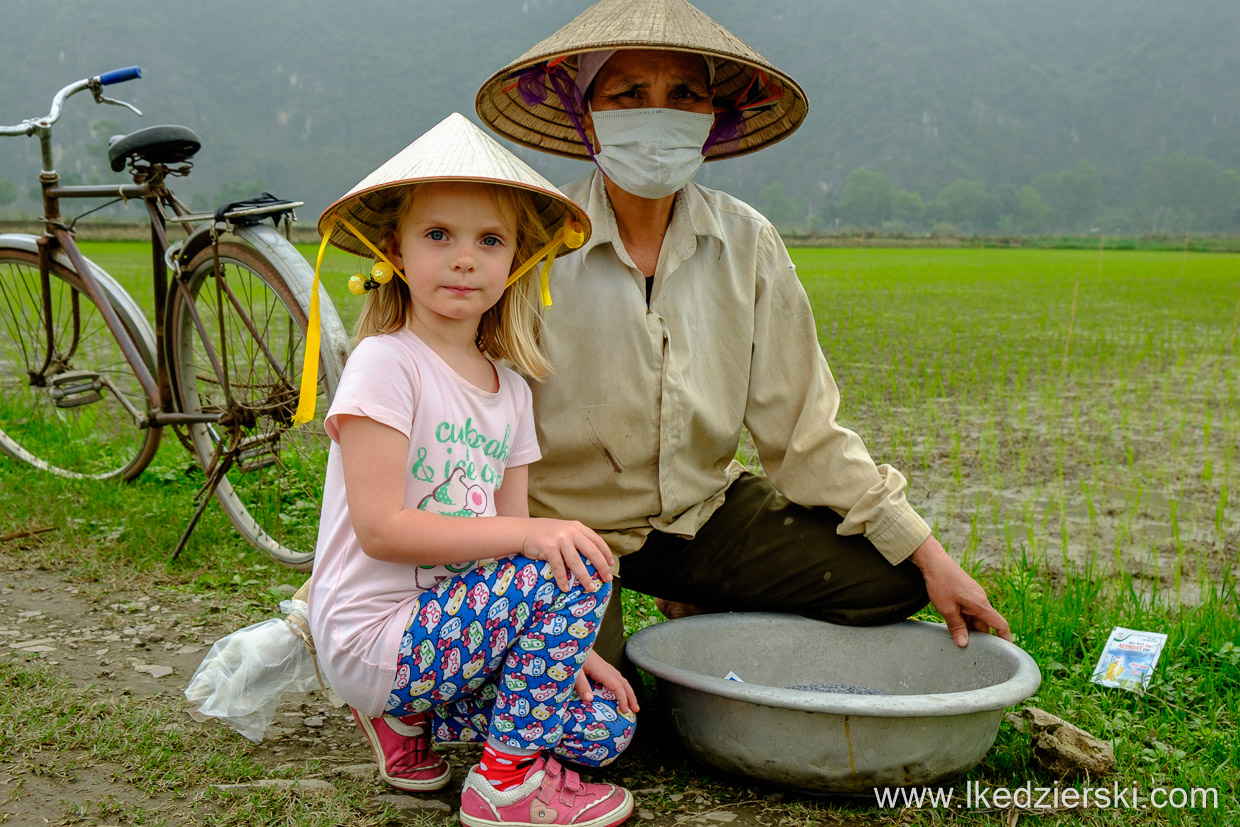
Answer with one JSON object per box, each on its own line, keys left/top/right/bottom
{"left": 475, "top": 0, "right": 1010, "bottom": 676}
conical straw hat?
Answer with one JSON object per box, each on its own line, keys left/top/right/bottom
{"left": 476, "top": 0, "right": 808, "bottom": 162}
{"left": 318, "top": 112, "right": 590, "bottom": 257}
{"left": 292, "top": 113, "right": 591, "bottom": 427}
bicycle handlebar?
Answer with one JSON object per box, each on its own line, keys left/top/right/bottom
{"left": 0, "top": 67, "right": 143, "bottom": 136}
{"left": 99, "top": 66, "right": 142, "bottom": 86}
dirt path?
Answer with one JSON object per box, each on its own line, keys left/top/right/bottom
{"left": 0, "top": 555, "right": 835, "bottom": 827}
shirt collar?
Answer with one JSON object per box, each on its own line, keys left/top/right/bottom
{"left": 578, "top": 170, "right": 726, "bottom": 266}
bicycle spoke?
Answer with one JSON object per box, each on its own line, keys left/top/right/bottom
{"left": 0, "top": 249, "right": 157, "bottom": 479}
{"left": 0, "top": 263, "right": 36, "bottom": 368}
{"left": 170, "top": 239, "right": 343, "bottom": 568}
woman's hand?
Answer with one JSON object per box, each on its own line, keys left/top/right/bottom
{"left": 521, "top": 519, "right": 615, "bottom": 592}
{"left": 574, "top": 649, "right": 640, "bottom": 715}
{"left": 910, "top": 535, "right": 1011, "bottom": 647}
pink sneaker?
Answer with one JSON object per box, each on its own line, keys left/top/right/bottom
{"left": 460, "top": 754, "right": 633, "bottom": 827}
{"left": 351, "top": 707, "right": 451, "bottom": 791}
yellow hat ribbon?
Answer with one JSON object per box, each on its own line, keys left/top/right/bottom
{"left": 504, "top": 219, "right": 586, "bottom": 307}
{"left": 291, "top": 218, "right": 409, "bottom": 426}
{"left": 291, "top": 230, "right": 333, "bottom": 426}
{"left": 336, "top": 217, "right": 408, "bottom": 284}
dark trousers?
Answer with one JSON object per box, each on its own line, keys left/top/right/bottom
{"left": 592, "top": 472, "right": 931, "bottom": 668}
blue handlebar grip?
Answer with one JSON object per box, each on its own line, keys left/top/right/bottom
{"left": 99, "top": 66, "right": 142, "bottom": 85}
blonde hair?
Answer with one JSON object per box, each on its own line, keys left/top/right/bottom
{"left": 353, "top": 183, "right": 554, "bottom": 380}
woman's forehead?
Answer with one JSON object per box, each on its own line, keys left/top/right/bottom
{"left": 594, "top": 49, "right": 711, "bottom": 85}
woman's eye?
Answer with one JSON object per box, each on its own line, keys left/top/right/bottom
{"left": 427, "top": 229, "right": 446, "bottom": 241}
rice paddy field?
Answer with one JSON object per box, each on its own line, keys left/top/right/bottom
{"left": 2, "top": 240, "right": 1237, "bottom": 825}
{"left": 794, "top": 246, "right": 1239, "bottom": 599}
{"left": 71, "top": 239, "right": 1240, "bottom": 590}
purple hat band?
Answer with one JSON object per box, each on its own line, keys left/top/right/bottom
{"left": 507, "top": 53, "right": 779, "bottom": 161}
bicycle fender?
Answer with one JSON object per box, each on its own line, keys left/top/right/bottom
{"left": 0, "top": 233, "right": 157, "bottom": 371}
{"left": 170, "top": 224, "right": 350, "bottom": 387}
{"left": 235, "top": 223, "right": 350, "bottom": 386}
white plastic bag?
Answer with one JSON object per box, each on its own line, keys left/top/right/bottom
{"left": 184, "top": 599, "right": 325, "bottom": 743}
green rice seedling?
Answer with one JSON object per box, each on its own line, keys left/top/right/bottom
{"left": 1218, "top": 483, "right": 1230, "bottom": 538}
{"left": 1170, "top": 498, "right": 1184, "bottom": 602}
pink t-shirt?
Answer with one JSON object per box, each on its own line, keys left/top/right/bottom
{"left": 308, "top": 327, "right": 540, "bottom": 716}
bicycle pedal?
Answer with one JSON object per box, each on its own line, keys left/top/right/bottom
{"left": 235, "top": 432, "right": 281, "bottom": 472}
{"left": 48, "top": 370, "right": 105, "bottom": 408}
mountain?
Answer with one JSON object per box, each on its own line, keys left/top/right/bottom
{"left": 1, "top": 0, "right": 1236, "bottom": 232}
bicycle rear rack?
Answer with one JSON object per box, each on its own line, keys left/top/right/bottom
{"left": 172, "top": 200, "right": 304, "bottom": 226}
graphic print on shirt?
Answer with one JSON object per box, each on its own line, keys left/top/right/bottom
{"left": 417, "top": 466, "right": 488, "bottom": 518}
{"left": 410, "top": 417, "right": 515, "bottom": 488}
{"left": 414, "top": 467, "right": 490, "bottom": 589}
{"left": 406, "top": 416, "right": 518, "bottom": 590}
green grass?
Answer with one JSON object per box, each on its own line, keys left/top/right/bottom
{"left": 1, "top": 244, "right": 1237, "bottom": 824}
{"left": 0, "top": 656, "right": 265, "bottom": 793}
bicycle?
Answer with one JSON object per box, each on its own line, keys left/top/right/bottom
{"left": 0, "top": 67, "right": 350, "bottom": 569}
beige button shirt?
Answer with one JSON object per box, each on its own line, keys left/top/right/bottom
{"left": 527, "top": 171, "right": 931, "bottom": 565}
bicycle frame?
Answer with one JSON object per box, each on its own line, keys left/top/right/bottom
{"left": 6, "top": 70, "right": 290, "bottom": 434}
{"left": 36, "top": 162, "right": 311, "bottom": 436}
{"left": 39, "top": 176, "right": 237, "bottom": 429}
{"left": 5, "top": 69, "right": 344, "bottom": 566}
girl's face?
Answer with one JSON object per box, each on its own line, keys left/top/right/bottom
{"left": 387, "top": 182, "right": 517, "bottom": 333}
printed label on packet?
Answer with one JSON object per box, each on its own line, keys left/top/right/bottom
{"left": 1090, "top": 626, "right": 1168, "bottom": 691}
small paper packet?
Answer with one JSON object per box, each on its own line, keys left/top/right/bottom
{"left": 1090, "top": 626, "right": 1168, "bottom": 691}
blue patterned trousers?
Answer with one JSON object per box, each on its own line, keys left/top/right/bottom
{"left": 386, "top": 555, "right": 636, "bottom": 767}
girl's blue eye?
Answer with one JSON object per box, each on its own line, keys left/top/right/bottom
{"left": 482, "top": 236, "right": 502, "bottom": 247}
{"left": 428, "top": 229, "right": 446, "bottom": 241}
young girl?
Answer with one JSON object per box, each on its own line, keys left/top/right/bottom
{"left": 300, "top": 113, "right": 636, "bottom": 827}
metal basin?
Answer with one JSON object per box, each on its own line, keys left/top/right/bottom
{"left": 626, "top": 613, "right": 1041, "bottom": 794}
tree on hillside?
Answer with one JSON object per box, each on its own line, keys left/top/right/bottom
{"left": 984, "top": 184, "right": 1017, "bottom": 233}
{"left": 1140, "top": 151, "right": 1240, "bottom": 232}
{"left": 755, "top": 182, "right": 808, "bottom": 233}
{"left": 892, "top": 189, "right": 925, "bottom": 228}
{"left": 1014, "top": 185, "right": 1050, "bottom": 233}
{"left": 1033, "top": 161, "right": 1101, "bottom": 232}
{"left": 835, "top": 168, "right": 926, "bottom": 230}
{"left": 930, "top": 178, "right": 988, "bottom": 231}
{"left": 839, "top": 168, "right": 896, "bottom": 227}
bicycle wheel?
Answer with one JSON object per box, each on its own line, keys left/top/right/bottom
{"left": 168, "top": 238, "right": 344, "bottom": 569}
{"left": 0, "top": 246, "right": 159, "bottom": 480}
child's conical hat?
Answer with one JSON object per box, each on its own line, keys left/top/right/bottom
{"left": 318, "top": 112, "right": 590, "bottom": 257}
{"left": 293, "top": 113, "right": 590, "bottom": 426}
{"left": 476, "top": 0, "right": 808, "bottom": 162}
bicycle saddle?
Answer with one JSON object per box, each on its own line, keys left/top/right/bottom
{"left": 108, "top": 124, "right": 201, "bottom": 172}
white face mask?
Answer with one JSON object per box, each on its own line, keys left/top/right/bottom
{"left": 590, "top": 108, "right": 714, "bottom": 199}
